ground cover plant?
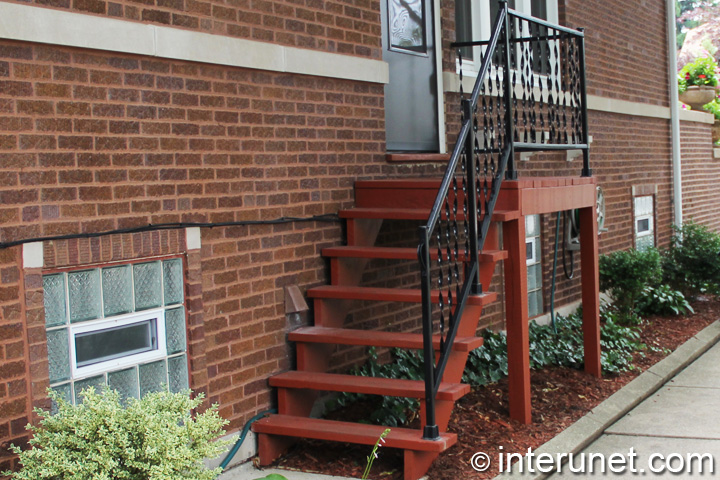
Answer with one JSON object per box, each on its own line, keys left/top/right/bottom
{"left": 4, "top": 388, "right": 228, "bottom": 480}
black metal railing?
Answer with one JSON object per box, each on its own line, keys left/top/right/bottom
{"left": 418, "top": 1, "right": 589, "bottom": 440}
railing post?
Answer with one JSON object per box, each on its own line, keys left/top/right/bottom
{"left": 578, "top": 28, "right": 592, "bottom": 177}
{"left": 418, "top": 228, "right": 439, "bottom": 440}
{"left": 501, "top": 0, "right": 517, "bottom": 180}
{"left": 463, "top": 99, "right": 482, "bottom": 294}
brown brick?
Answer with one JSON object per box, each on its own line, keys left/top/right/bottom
{"left": 0, "top": 80, "right": 32, "bottom": 96}
{"left": 19, "top": 135, "right": 56, "bottom": 150}
{"left": 142, "top": 9, "right": 171, "bottom": 24}
{"left": 72, "top": 0, "right": 106, "bottom": 13}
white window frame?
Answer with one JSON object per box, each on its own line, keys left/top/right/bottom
{"left": 456, "top": 0, "right": 559, "bottom": 74}
{"left": 70, "top": 308, "right": 167, "bottom": 379}
{"left": 634, "top": 195, "right": 655, "bottom": 250}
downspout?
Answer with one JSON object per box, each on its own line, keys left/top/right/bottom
{"left": 667, "top": 0, "right": 683, "bottom": 228}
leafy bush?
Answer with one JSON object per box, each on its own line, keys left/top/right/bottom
{"left": 333, "top": 308, "right": 646, "bottom": 426}
{"left": 461, "top": 330, "right": 508, "bottom": 386}
{"left": 663, "top": 221, "right": 720, "bottom": 296}
{"left": 326, "top": 347, "right": 422, "bottom": 427}
{"left": 5, "top": 387, "right": 229, "bottom": 480}
{"left": 599, "top": 248, "right": 662, "bottom": 321}
{"left": 464, "top": 307, "right": 643, "bottom": 380}
{"left": 704, "top": 97, "right": 720, "bottom": 121}
{"left": 636, "top": 284, "right": 694, "bottom": 317}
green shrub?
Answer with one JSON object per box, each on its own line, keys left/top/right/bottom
{"left": 333, "top": 308, "right": 645, "bottom": 426}
{"left": 599, "top": 248, "right": 662, "bottom": 320}
{"left": 326, "top": 347, "right": 422, "bottom": 427}
{"left": 636, "top": 284, "right": 694, "bottom": 316}
{"left": 5, "top": 387, "right": 229, "bottom": 480}
{"left": 664, "top": 221, "right": 720, "bottom": 296}
{"left": 464, "top": 307, "right": 643, "bottom": 379}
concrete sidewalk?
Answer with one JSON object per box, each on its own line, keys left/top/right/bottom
{"left": 500, "top": 320, "right": 720, "bottom": 478}
{"left": 546, "top": 338, "right": 720, "bottom": 478}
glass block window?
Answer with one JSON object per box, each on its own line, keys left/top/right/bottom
{"left": 634, "top": 196, "right": 655, "bottom": 251}
{"left": 525, "top": 215, "right": 544, "bottom": 318}
{"left": 43, "top": 258, "right": 188, "bottom": 404}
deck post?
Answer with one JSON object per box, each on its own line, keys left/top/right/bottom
{"left": 579, "top": 204, "right": 601, "bottom": 377}
{"left": 502, "top": 215, "right": 531, "bottom": 424}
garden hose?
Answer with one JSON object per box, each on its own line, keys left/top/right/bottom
{"left": 563, "top": 210, "right": 575, "bottom": 280}
{"left": 217, "top": 408, "right": 277, "bottom": 474}
{"left": 550, "top": 211, "right": 561, "bottom": 334}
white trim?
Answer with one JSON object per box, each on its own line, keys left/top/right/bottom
{"left": 22, "top": 242, "right": 44, "bottom": 269}
{"left": 679, "top": 108, "right": 715, "bottom": 124}
{"left": 433, "top": 0, "right": 447, "bottom": 154}
{"left": 0, "top": 2, "right": 389, "bottom": 85}
{"left": 586, "top": 96, "right": 670, "bottom": 119}
{"left": 715, "top": 148, "right": 720, "bottom": 159}
{"left": 185, "top": 227, "right": 201, "bottom": 251}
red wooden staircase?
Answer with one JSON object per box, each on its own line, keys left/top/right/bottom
{"left": 253, "top": 179, "right": 512, "bottom": 480}
{"left": 253, "top": 6, "right": 601, "bottom": 477}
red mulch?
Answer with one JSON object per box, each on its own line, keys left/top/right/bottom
{"left": 267, "top": 297, "right": 720, "bottom": 479}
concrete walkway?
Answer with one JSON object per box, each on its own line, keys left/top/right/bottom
{"left": 500, "top": 320, "right": 720, "bottom": 478}
{"left": 546, "top": 339, "right": 720, "bottom": 478}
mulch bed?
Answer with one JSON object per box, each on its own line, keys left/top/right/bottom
{"left": 267, "top": 297, "right": 720, "bottom": 479}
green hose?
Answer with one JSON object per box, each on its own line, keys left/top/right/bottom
{"left": 217, "top": 408, "right": 277, "bottom": 473}
{"left": 550, "top": 211, "right": 561, "bottom": 334}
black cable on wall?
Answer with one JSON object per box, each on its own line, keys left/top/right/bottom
{"left": 0, "top": 214, "right": 341, "bottom": 250}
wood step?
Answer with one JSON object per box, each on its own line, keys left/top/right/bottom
{"left": 253, "top": 415, "right": 457, "bottom": 452}
{"left": 339, "top": 207, "right": 519, "bottom": 222}
{"left": 323, "top": 246, "right": 508, "bottom": 262}
{"left": 270, "top": 371, "right": 470, "bottom": 401}
{"left": 288, "top": 326, "right": 484, "bottom": 352}
{"left": 308, "top": 285, "right": 498, "bottom": 306}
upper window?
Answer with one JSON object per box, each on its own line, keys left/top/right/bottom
{"left": 43, "top": 258, "right": 188, "bottom": 405}
{"left": 455, "top": 0, "right": 558, "bottom": 68}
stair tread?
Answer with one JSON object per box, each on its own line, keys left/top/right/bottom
{"left": 253, "top": 415, "right": 457, "bottom": 452}
{"left": 323, "top": 246, "right": 508, "bottom": 262}
{"left": 308, "top": 285, "right": 497, "bottom": 306}
{"left": 339, "top": 207, "right": 519, "bottom": 222}
{"left": 289, "top": 326, "right": 484, "bottom": 352}
{"left": 270, "top": 371, "right": 470, "bottom": 401}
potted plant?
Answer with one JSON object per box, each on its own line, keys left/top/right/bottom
{"left": 678, "top": 54, "right": 719, "bottom": 109}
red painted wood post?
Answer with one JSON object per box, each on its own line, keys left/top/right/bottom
{"left": 502, "top": 217, "right": 532, "bottom": 424}
{"left": 579, "top": 205, "right": 602, "bottom": 377}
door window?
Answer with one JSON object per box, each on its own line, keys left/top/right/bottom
{"left": 389, "top": 0, "right": 427, "bottom": 54}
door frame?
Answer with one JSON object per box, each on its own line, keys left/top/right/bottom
{"left": 432, "top": 0, "right": 447, "bottom": 154}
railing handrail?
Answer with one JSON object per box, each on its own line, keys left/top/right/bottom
{"left": 423, "top": 6, "right": 507, "bottom": 235}
{"left": 418, "top": 2, "right": 589, "bottom": 441}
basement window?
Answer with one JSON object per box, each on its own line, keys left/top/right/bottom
{"left": 42, "top": 258, "right": 188, "bottom": 405}
{"left": 634, "top": 195, "right": 655, "bottom": 251}
{"left": 525, "top": 214, "right": 543, "bottom": 318}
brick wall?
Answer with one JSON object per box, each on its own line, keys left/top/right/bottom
{"left": 441, "top": 0, "right": 670, "bottom": 108}
{"left": 0, "top": 36, "right": 451, "bottom": 455}
{"left": 0, "top": 248, "right": 28, "bottom": 473}
{"left": 680, "top": 120, "right": 720, "bottom": 231}
{"left": 560, "top": 0, "right": 670, "bottom": 107}
{"left": 8, "top": 0, "right": 381, "bottom": 59}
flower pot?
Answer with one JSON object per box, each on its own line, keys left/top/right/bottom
{"left": 679, "top": 85, "right": 717, "bottom": 110}
{"left": 713, "top": 119, "right": 720, "bottom": 144}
